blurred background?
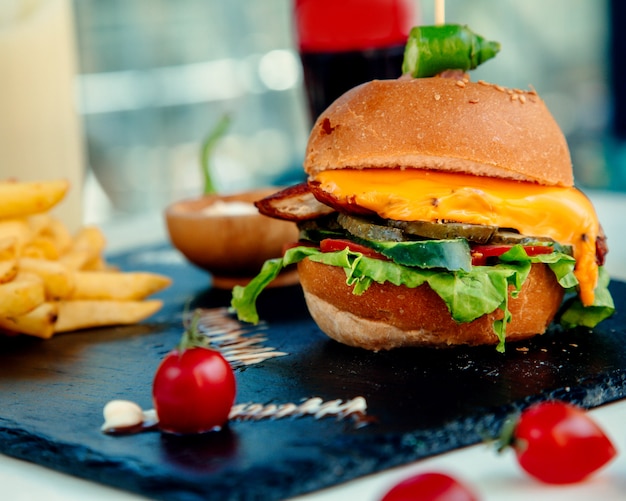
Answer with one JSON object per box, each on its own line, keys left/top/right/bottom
{"left": 2, "top": 0, "right": 625, "bottom": 225}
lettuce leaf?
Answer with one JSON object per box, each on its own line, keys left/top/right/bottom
{"left": 230, "top": 246, "right": 320, "bottom": 325}
{"left": 230, "top": 242, "right": 615, "bottom": 352}
{"left": 559, "top": 267, "right": 615, "bottom": 329}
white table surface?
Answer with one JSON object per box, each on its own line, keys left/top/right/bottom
{"left": 1, "top": 189, "right": 626, "bottom": 501}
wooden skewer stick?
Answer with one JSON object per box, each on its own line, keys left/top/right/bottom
{"left": 435, "top": 0, "right": 445, "bottom": 25}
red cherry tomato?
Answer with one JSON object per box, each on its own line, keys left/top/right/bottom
{"left": 381, "top": 472, "right": 478, "bottom": 501}
{"left": 320, "top": 238, "right": 388, "bottom": 260}
{"left": 509, "top": 401, "right": 616, "bottom": 484}
{"left": 152, "top": 347, "right": 236, "bottom": 434}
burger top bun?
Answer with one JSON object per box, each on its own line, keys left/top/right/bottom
{"left": 304, "top": 76, "right": 574, "bottom": 187}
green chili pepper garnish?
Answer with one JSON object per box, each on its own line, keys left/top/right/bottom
{"left": 200, "top": 114, "right": 231, "bottom": 195}
{"left": 402, "top": 24, "right": 500, "bottom": 78}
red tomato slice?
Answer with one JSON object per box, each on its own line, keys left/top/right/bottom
{"left": 471, "top": 245, "right": 553, "bottom": 266}
{"left": 319, "top": 238, "right": 388, "bottom": 260}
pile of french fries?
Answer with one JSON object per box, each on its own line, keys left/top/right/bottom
{"left": 0, "top": 179, "right": 171, "bottom": 339}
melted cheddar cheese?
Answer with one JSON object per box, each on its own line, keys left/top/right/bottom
{"left": 313, "top": 168, "right": 599, "bottom": 306}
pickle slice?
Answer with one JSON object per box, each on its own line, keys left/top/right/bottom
{"left": 489, "top": 230, "right": 554, "bottom": 245}
{"left": 337, "top": 214, "right": 406, "bottom": 242}
{"left": 388, "top": 219, "right": 496, "bottom": 243}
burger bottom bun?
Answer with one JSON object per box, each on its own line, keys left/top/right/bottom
{"left": 297, "top": 259, "right": 565, "bottom": 351}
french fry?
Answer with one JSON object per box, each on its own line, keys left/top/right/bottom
{"left": 0, "top": 237, "right": 17, "bottom": 260}
{"left": 22, "top": 236, "right": 60, "bottom": 260}
{"left": 27, "top": 213, "right": 54, "bottom": 235}
{"left": 0, "top": 179, "right": 69, "bottom": 219}
{"left": 70, "top": 271, "right": 172, "bottom": 300}
{"left": 0, "top": 259, "right": 18, "bottom": 284}
{"left": 80, "top": 255, "right": 109, "bottom": 271}
{"left": 0, "top": 220, "right": 33, "bottom": 251}
{"left": 59, "top": 226, "right": 108, "bottom": 270}
{"left": 0, "top": 273, "right": 45, "bottom": 317}
{"left": 58, "top": 249, "right": 92, "bottom": 271}
{"left": 28, "top": 214, "right": 73, "bottom": 255}
{"left": 71, "top": 225, "right": 106, "bottom": 256}
{"left": 54, "top": 299, "right": 163, "bottom": 333}
{"left": 18, "top": 257, "right": 75, "bottom": 299}
{"left": 0, "top": 302, "right": 58, "bottom": 339}
{"left": 45, "top": 217, "right": 73, "bottom": 255}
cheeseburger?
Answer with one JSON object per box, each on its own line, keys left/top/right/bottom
{"left": 231, "top": 25, "right": 615, "bottom": 352}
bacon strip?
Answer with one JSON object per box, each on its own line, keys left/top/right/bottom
{"left": 254, "top": 183, "right": 334, "bottom": 222}
{"left": 308, "top": 180, "right": 377, "bottom": 217}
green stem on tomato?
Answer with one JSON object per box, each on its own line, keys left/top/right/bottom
{"left": 178, "top": 310, "right": 210, "bottom": 352}
{"left": 494, "top": 411, "right": 521, "bottom": 454}
{"left": 200, "top": 114, "right": 232, "bottom": 195}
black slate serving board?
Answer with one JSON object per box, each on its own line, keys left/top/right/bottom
{"left": 1, "top": 243, "right": 625, "bottom": 501}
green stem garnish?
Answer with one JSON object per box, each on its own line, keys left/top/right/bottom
{"left": 178, "top": 310, "right": 210, "bottom": 352}
{"left": 402, "top": 24, "right": 500, "bottom": 78}
{"left": 200, "top": 114, "right": 232, "bottom": 195}
{"left": 494, "top": 411, "right": 521, "bottom": 454}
